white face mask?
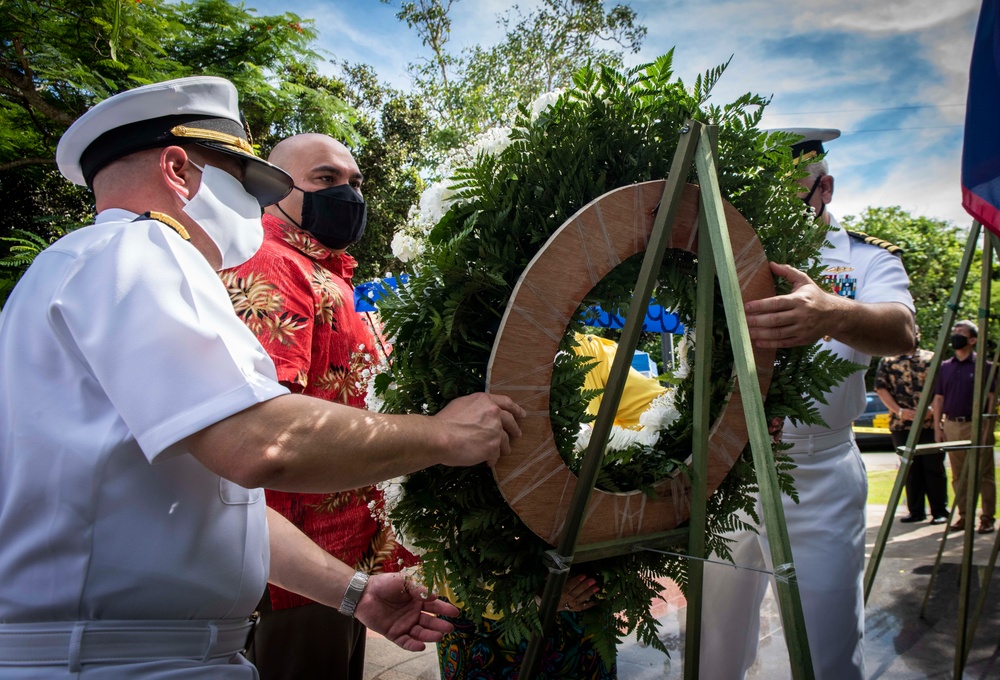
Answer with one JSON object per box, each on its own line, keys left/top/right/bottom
{"left": 179, "top": 162, "right": 264, "bottom": 270}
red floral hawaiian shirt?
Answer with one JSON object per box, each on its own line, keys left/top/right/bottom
{"left": 222, "top": 213, "right": 415, "bottom": 610}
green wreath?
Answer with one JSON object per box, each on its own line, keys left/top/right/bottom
{"left": 374, "top": 52, "right": 858, "bottom": 662}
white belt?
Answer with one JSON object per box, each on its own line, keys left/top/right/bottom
{"left": 782, "top": 425, "right": 854, "bottom": 454}
{"left": 0, "top": 618, "right": 255, "bottom": 671}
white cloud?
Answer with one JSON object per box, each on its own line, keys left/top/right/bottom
{"left": 623, "top": 0, "right": 978, "bottom": 226}
{"left": 912, "top": 12, "right": 976, "bottom": 126}
{"left": 817, "top": 0, "right": 978, "bottom": 35}
{"left": 836, "top": 149, "right": 968, "bottom": 227}
{"left": 265, "top": 0, "right": 980, "bottom": 227}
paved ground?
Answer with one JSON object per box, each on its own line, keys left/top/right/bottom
{"left": 364, "top": 453, "right": 1000, "bottom": 679}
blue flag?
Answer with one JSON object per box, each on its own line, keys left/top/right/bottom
{"left": 963, "top": 1, "right": 1000, "bottom": 235}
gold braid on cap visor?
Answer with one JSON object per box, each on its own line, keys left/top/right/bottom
{"left": 170, "top": 125, "right": 255, "bottom": 155}
{"left": 791, "top": 150, "right": 818, "bottom": 166}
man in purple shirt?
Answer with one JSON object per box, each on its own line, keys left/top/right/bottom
{"left": 932, "top": 320, "right": 996, "bottom": 534}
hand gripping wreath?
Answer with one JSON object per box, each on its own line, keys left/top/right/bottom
{"left": 486, "top": 180, "right": 776, "bottom": 546}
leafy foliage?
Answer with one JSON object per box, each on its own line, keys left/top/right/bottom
{"left": 385, "top": 0, "right": 646, "bottom": 163}
{"left": 0, "top": 0, "right": 356, "bottom": 301}
{"left": 375, "top": 55, "right": 859, "bottom": 661}
{"left": 331, "top": 63, "right": 433, "bottom": 281}
{"left": 841, "top": 206, "right": 981, "bottom": 348}
{"left": 0, "top": 228, "right": 53, "bottom": 301}
{"left": 1, "top": 0, "right": 353, "bottom": 164}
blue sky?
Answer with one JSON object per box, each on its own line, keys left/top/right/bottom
{"left": 256, "top": 0, "right": 979, "bottom": 228}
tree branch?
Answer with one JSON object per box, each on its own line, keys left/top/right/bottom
{"left": 0, "top": 157, "right": 56, "bottom": 172}
{"left": 0, "top": 36, "right": 76, "bottom": 126}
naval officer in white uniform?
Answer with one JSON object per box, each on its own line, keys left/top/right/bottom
{"left": 0, "top": 76, "right": 523, "bottom": 678}
{"left": 699, "top": 129, "right": 915, "bottom": 679}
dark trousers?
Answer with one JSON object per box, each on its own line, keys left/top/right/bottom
{"left": 246, "top": 588, "right": 367, "bottom": 680}
{"left": 892, "top": 428, "right": 948, "bottom": 518}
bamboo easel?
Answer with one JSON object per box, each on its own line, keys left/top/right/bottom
{"left": 519, "top": 120, "right": 815, "bottom": 680}
{"left": 863, "top": 221, "right": 1000, "bottom": 678}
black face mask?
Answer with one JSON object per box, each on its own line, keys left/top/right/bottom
{"left": 280, "top": 184, "right": 367, "bottom": 250}
{"left": 802, "top": 175, "right": 826, "bottom": 219}
{"left": 951, "top": 334, "right": 970, "bottom": 350}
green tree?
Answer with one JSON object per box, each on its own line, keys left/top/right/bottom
{"left": 386, "top": 0, "right": 646, "bottom": 160}
{"left": 0, "top": 0, "right": 357, "bottom": 300}
{"left": 841, "top": 207, "right": 979, "bottom": 346}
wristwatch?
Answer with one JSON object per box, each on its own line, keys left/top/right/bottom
{"left": 338, "top": 570, "right": 370, "bottom": 618}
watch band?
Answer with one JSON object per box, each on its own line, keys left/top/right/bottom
{"left": 338, "top": 570, "right": 370, "bottom": 618}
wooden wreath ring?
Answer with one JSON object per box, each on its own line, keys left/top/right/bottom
{"left": 486, "top": 180, "right": 776, "bottom": 546}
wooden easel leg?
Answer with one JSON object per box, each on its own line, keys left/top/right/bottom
{"left": 966, "top": 514, "right": 1000, "bottom": 655}
{"left": 520, "top": 122, "right": 701, "bottom": 679}
{"left": 955, "top": 236, "right": 993, "bottom": 676}
{"left": 693, "top": 125, "right": 814, "bottom": 680}
{"left": 523, "top": 120, "right": 816, "bottom": 680}
{"left": 865, "top": 222, "right": 981, "bottom": 602}
{"left": 965, "top": 232, "right": 1000, "bottom": 655}
{"left": 682, "top": 212, "right": 714, "bottom": 680}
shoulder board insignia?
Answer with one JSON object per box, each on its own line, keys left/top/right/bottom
{"left": 846, "top": 229, "right": 902, "bottom": 255}
{"left": 133, "top": 211, "right": 190, "bottom": 241}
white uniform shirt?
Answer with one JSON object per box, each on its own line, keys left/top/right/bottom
{"left": 785, "top": 216, "right": 914, "bottom": 435}
{"left": 0, "top": 209, "right": 288, "bottom": 624}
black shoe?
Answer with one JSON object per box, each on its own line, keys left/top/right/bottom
{"left": 900, "top": 514, "right": 926, "bottom": 523}
{"left": 930, "top": 516, "right": 949, "bottom": 525}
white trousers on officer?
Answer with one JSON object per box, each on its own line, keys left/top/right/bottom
{"left": 699, "top": 429, "right": 867, "bottom": 679}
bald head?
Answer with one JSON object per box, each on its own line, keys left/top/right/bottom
{"left": 265, "top": 134, "right": 363, "bottom": 229}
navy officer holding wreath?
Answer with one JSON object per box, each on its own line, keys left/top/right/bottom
{"left": 699, "top": 128, "right": 915, "bottom": 679}
{"left": 0, "top": 76, "right": 523, "bottom": 679}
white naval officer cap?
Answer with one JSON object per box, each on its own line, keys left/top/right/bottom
{"left": 56, "top": 76, "right": 293, "bottom": 207}
{"left": 767, "top": 127, "right": 840, "bottom": 164}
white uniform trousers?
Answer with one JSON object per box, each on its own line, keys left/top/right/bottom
{"left": 699, "top": 429, "right": 867, "bottom": 679}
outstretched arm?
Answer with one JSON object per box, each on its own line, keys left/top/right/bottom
{"left": 744, "top": 262, "right": 914, "bottom": 355}
{"left": 266, "top": 507, "right": 457, "bottom": 651}
{"left": 186, "top": 391, "right": 525, "bottom": 493}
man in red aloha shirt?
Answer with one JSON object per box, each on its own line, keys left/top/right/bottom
{"left": 222, "top": 133, "right": 416, "bottom": 679}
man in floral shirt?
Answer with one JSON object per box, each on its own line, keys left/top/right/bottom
{"left": 875, "top": 328, "right": 948, "bottom": 524}
{"left": 222, "top": 133, "right": 416, "bottom": 679}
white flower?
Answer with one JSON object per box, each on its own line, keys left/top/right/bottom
{"left": 529, "top": 89, "right": 564, "bottom": 121}
{"left": 391, "top": 232, "right": 425, "bottom": 263}
{"left": 607, "top": 426, "right": 642, "bottom": 451}
{"left": 418, "top": 180, "right": 457, "bottom": 227}
{"left": 468, "top": 126, "right": 513, "bottom": 157}
{"left": 638, "top": 388, "right": 681, "bottom": 433}
{"left": 675, "top": 330, "right": 695, "bottom": 379}
{"left": 637, "top": 426, "right": 661, "bottom": 448}
{"left": 375, "top": 476, "right": 426, "bottom": 557}
{"left": 363, "top": 353, "right": 391, "bottom": 413}
{"left": 572, "top": 385, "right": 679, "bottom": 457}
{"left": 378, "top": 476, "right": 407, "bottom": 517}
{"left": 364, "top": 384, "right": 384, "bottom": 413}
{"left": 574, "top": 424, "right": 593, "bottom": 453}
